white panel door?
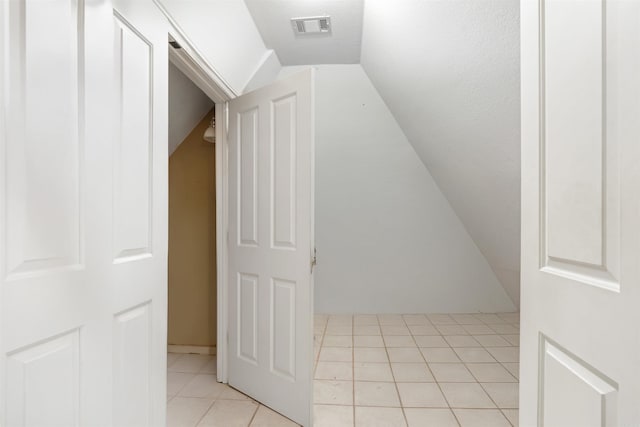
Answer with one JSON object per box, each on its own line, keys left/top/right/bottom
{"left": 0, "top": 0, "right": 168, "bottom": 426}
{"left": 521, "top": 0, "right": 640, "bottom": 425}
{"left": 228, "top": 70, "right": 314, "bottom": 426}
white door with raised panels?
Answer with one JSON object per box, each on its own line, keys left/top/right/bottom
{"left": 227, "top": 70, "right": 315, "bottom": 426}
{"left": 0, "top": 0, "right": 168, "bottom": 425}
{"left": 521, "top": 0, "right": 640, "bottom": 425}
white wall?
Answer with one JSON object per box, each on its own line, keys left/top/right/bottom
{"left": 280, "top": 65, "right": 516, "bottom": 314}
{"left": 168, "top": 62, "right": 214, "bottom": 155}
{"left": 361, "top": 0, "right": 521, "bottom": 306}
{"left": 157, "top": 0, "right": 282, "bottom": 94}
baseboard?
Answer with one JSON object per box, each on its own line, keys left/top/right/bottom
{"left": 168, "top": 344, "right": 216, "bottom": 355}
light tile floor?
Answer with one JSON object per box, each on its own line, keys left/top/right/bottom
{"left": 167, "top": 312, "right": 519, "bottom": 427}
{"left": 313, "top": 313, "right": 520, "bottom": 427}
{"left": 167, "top": 353, "right": 298, "bottom": 427}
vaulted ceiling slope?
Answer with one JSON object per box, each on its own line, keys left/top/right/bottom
{"left": 360, "top": 0, "right": 521, "bottom": 305}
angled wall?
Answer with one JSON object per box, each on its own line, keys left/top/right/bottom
{"left": 280, "top": 65, "right": 516, "bottom": 313}
{"left": 360, "top": 0, "right": 521, "bottom": 305}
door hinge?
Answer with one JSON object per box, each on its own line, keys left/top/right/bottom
{"left": 311, "top": 247, "right": 317, "bottom": 273}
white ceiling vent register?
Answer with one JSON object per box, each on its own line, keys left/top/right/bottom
{"left": 291, "top": 16, "right": 331, "bottom": 35}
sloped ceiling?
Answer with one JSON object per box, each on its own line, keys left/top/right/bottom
{"left": 360, "top": 0, "right": 521, "bottom": 304}
{"left": 241, "top": 0, "right": 522, "bottom": 305}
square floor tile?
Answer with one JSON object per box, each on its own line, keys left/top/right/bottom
{"left": 481, "top": 383, "right": 519, "bottom": 408}
{"left": 396, "top": 382, "right": 448, "bottom": 407}
{"left": 444, "top": 335, "right": 481, "bottom": 348}
{"left": 404, "top": 408, "right": 458, "bottom": 427}
{"left": 178, "top": 374, "right": 227, "bottom": 399}
{"left": 354, "top": 362, "right": 394, "bottom": 382}
{"left": 474, "top": 314, "right": 506, "bottom": 324}
{"left": 355, "top": 407, "right": 406, "bottom": 427}
{"left": 415, "top": 336, "right": 449, "bottom": 348}
{"left": 462, "top": 324, "right": 495, "bottom": 335}
{"left": 451, "top": 314, "right": 484, "bottom": 325}
{"left": 502, "top": 363, "right": 519, "bottom": 379}
{"left": 453, "top": 348, "right": 496, "bottom": 363}
{"left": 387, "top": 347, "right": 424, "bottom": 363}
{"left": 403, "top": 314, "right": 430, "bottom": 325}
{"left": 319, "top": 347, "right": 353, "bottom": 362}
{"left": 427, "top": 314, "right": 457, "bottom": 325}
{"left": 453, "top": 409, "right": 511, "bottom": 427}
{"left": 502, "top": 334, "right": 520, "bottom": 346}
{"left": 197, "top": 399, "right": 258, "bottom": 426}
{"left": 391, "top": 363, "right": 434, "bottom": 382}
{"left": 384, "top": 336, "right": 416, "bottom": 347}
{"left": 323, "top": 335, "right": 353, "bottom": 348}
{"left": 486, "top": 347, "right": 519, "bottom": 363}
{"left": 314, "top": 404, "right": 353, "bottom": 427}
{"left": 354, "top": 336, "right": 385, "bottom": 348}
{"left": 420, "top": 348, "right": 461, "bottom": 363}
{"left": 250, "top": 406, "right": 298, "bottom": 426}
{"left": 439, "top": 383, "right": 495, "bottom": 408}
{"left": 354, "top": 381, "right": 400, "bottom": 407}
{"left": 168, "top": 372, "right": 196, "bottom": 396}
{"left": 381, "top": 325, "right": 411, "bottom": 336}
{"left": 168, "top": 353, "right": 182, "bottom": 368}
{"left": 502, "top": 409, "right": 519, "bottom": 426}
{"left": 169, "top": 354, "right": 212, "bottom": 373}
{"left": 326, "top": 325, "right": 353, "bottom": 336}
{"left": 328, "top": 315, "right": 353, "bottom": 325}
{"left": 354, "top": 325, "right": 381, "bottom": 336}
{"left": 377, "top": 314, "right": 405, "bottom": 325}
{"left": 314, "top": 380, "right": 353, "bottom": 405}
{"left": 219, "top": 386, "right": 253, "bottom": 401}
{"left": 354, "top": 348, "right": 388, "bottom": 363}
{"left": 473, "top": 335, "right": 511, "bottom": 347}
{"left": 436, "top": 325, "right": 468, "bottom": 335}
{"left": 429, "top": 363, "right": 475, "bottom": 382}
{"left": 354, "top": 314, "right": 379, "bottom": 325}
{"left": 489, "top": 324, "right": 519, "bottom": 334}
{"left": 167, "top": 397, "right": 215, "bottom": 427}
{"left": 315, "top": 361, "right": 353, "bottom": 380}
{"left": 199, "top": 358, "right": 217, "bottom": 374}
{"left": 408, "top": 325, "right": 440, "bottom": 336}
{"left": 466, "top": 364, "right": 517, "bottom": 383}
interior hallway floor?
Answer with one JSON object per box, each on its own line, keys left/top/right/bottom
{"left": 167, "top": 311, "right": 519, "bottom": 427}
{"left": 313, "top": 313, "right": 520, "bottom": 427}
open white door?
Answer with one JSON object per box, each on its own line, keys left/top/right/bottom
{"left": 521, "top": 0, "right": 640, "bottom": 425}
{"left": 227, "top": 70, "right": 315, "bottom": 426}
{"left": 0, "top": 0, "right": 168, "bottom": 425}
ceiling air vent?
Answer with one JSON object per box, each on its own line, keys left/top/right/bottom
{"left": 291, "top": 16, "right": 331, "bottom": 35}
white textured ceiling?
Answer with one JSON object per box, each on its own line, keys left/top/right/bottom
{"left": 244, "top": 0, "right": 364, "bottom": 65}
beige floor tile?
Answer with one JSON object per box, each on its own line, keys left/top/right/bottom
{"left": 218, "top": 386, "right": 253, "bottom": 401}
{"left": 486, "top": 347, "right": 519, "bottom": 363}
{"left": 391, "top": 363, "right": 435, "bottom": 382}
{"left": 451, "top": 314, "right": 484, "bottom": 325}
{"left": 323, "top": 335, "right": 353, "bottom": 348}
{"left": 404, "top": 408, "right": 459, "bottom": 427}
{"left": 502, "top": 409, "right": 519, "bottom": 426}
{"left": 383, "top": 336, "right": 416, "bottom": 347}
{"left": 319, "top": 347, "right": 353, "bottom": 362}
{"left": 354, "top": 336, "right": 385, "bottom": 348}
{"left": 354, "top": 325, "right": 381, "bottom": 336}
{"left": 427, "top": 314, "right": 457, "bottom": 325}
{"left": 381, "top": 325, "right": 411, "bottom": 336}
{"left": 328, "top": 315, "right": 353, "bottom": 325}
{"left": 462, "top": 325, "right": 495, "bottom": 335}
{"left": 502, "top": 334, "right": 520, "bottom": 346}
{"left": 420, "top": 348, "right": 461, "bottom": 363}
{"left": 326, "top": 325, "right": 353, "bottom": 336}
{"left": 250, "top": 406, "right": 298, "bottom": 426}
{"left": 387, "top": 347, "right": 424, "bottom": 363}
{"left": 474, "top": 314, "right": 506, "bottom": 324}
{"left": 429, "top": 363, "right": 475, "bottom": 382}
{"left": 439, "top": 383, "right": 496, "bottom": 408}
{"left": 453, "top": 409, "right": 511, "bottom": 427}
{"left": 453, "top": 348, "right": 495, "bottom": 363}
{"left": 354, "top": 314, "right": 379, "bottom": 325}
{"left": 396, "top": 382, "right": 448, "bottom": 407}
{"left": 355, "top": 406, "right": 406, "bottom": 427}
{"left": 466, "top": 364, "right": 517, "bottom": 383}
{"left": 314, "top": 404, "right": 354, "bottom": 427}
{"left": 354, "top": 362, "right": 394, "bottom": 382}
{"left": 199, "top": 358, "right": 217, "bottom": 374}
{"left": 167, "top": 397, "right": 215, "bottom": 427}
{"left": 178, "top": 374, "right": 227, "bottom": 399}
{"left": 481, "top": 383, "right": 519, "bottom": 408}
{"left": 436, "top": 325, "right": 468, "bottom": 335}
{"left": 415, "top": 336, "right": 449, "bottom": 347}
{"left": 354, "top": 381, "right": 400, "bottom": 407}
{"left": 502, "top": 363, "right": 519, "bottom": 379}
{"left": 168, "top": 372, "right": 196, "bottom": 396}
{"left": 444, "top": 335, "right": 482, "bottom": 348}
{"left": 473, "top": 335, "right": 511, "bottom": 347}
{"left": 197, "top": 399, "right": 258, "bottom": 427}
{"left": 314, "top": 380, "right": 353, "bottom": 405}
{"left": 377, "top": 314, "right": 405, "bottom": 325}
{"left": 169, "top": 354, "right": 212, "bottom": 373}
{"left": 315, "top": 361, "right": 353, "bottom": 380}
{"left": 168, "top": 353, "right": 182, "bottom": 368}
{"left": 489, "top": 324, "right": 519, "bottom": 334}
{"left": 354, "top": 348, "right": 388, "bottom": 363}
{"left": 402, "top": 314, "right": 430, "bottom": 325}
{"left": 408, "top": 325, "right": 440, "bottom": 336}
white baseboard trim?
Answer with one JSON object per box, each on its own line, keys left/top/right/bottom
{"left": 168, "top": 345, "right": 216, "bottom": 355}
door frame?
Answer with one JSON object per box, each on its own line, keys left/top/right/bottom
{"left": 153, "top": 0, "right": 234, "bottom": 383}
